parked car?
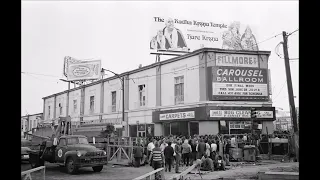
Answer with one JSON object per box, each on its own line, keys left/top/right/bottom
{"left": 21, "top": 138, "right": 32, "bottom": 162}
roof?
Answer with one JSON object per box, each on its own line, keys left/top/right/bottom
{"left": 21, "top": 113, "right": 43, "bottom": 118}
{"left": 60, "top": 135, "right": 87, "bottom": 138}
{"left": 43, "top": 48, "right": 271, "bottom": 99}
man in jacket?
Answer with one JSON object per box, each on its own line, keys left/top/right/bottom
{"left": 174, "top": 138, "right": 182, "bottom": 173}
{"left": 164, "top": 141, "right": 174, "bottom": 172}
{"left": 133, "top": 141, "right": 144, "bottom": 167}
{"left": 196, "top": 139, "right": 207, "bottom": 159}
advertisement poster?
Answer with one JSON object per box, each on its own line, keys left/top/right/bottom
{"left": 212, "top": 66, "right": 269, "bottom": 100}
{"left": 65, "top": 59, "right": 101, "bottom": 81}
{"left": 150, "top": 16, "right": 259, "bottom": 53}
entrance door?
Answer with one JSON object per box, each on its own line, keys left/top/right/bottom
{"left": 189, "top": 122, "right": 199, "bottom": 136}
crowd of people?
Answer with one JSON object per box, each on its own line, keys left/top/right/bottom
{"left": 133, "top": 133, "right": 262, "bottom": 173}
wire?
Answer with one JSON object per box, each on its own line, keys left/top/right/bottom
{"left": 272, "top": 81, "right": 287, "bottom": 102}
{"left": 21, "top": 71, "right": 62, "bottom": 78}
{"left": 289, "top": 58, "right": 299, "bottom": 60}
{"left": 287, "top": 29, "right": 299, "bottom": 36}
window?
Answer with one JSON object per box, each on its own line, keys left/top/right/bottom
{"left": 59, "top": 103, "right": 62, "bottom": 115}
{"left": 73, "top": 99, "right": 77, "bottom": 112}
{"left": 138, "top": 84, "right": 146, "bottom": 106}
{"left": 48, "top": 106, "right": 51, "bottom": 118}
{"left": 58, "top": 138, "right": 66, "bottom": 146}
{"left": 174, "top": 76, "right": 184, "bottom": 104}
{"left": 90, "top": 96, "right": 95, "bottom": 113}
{"left": 111, "top": 91, "right": 116, "bottom": 112}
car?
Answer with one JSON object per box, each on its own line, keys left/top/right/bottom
{"left": 21, "top": 138, "right": 32, "bottom": 162}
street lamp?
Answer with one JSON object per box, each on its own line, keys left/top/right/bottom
{"left": 101, "top": 68, "right": 127, "bottom": 136}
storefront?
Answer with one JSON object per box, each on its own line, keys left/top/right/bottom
{"left": 152, "top": 105, "right": 276, "bottom": 136}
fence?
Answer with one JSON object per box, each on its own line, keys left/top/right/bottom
{"left": 168, "top": 160, "right": 201, "bottom": 180}
{"left": 21, "top": 166, "right": 45, "bottom": 180}
{"left": 132, "top": 167, "right": 165, "bottom": 180}
{"left": 89, "top": 137, "right": 148, "bottom": 165}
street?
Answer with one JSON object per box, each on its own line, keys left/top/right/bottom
{"left": 21, "top": 160, "right": 298, "bottom": 180}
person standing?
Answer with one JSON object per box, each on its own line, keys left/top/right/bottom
{"left": 164, "top": 142, "right": 174, "bottom": 172}
{"left": 210, "top": 140, "right": 218, "bottom": 161}
{"left": 224, "top": 139, "right": 231, "bottom": 166}
{"left": 190, "top": 139, "right": 197, "bottom": 165}
{"left": 133, "top": 141, "right": 144, "bottom": 167}
{"left": 147, "top": 139, "right": 155, "bottom": 163}
{"left": 149, "top": 142, "right": 165, "bottom": 170}
{"left": 181, "top": 139, "right": 192, "bottom": 167}
{"left": 197, "top": 139, "right": 207, "bottom": 159}
{"left": 174, "top": 138, "right": 182, "bottom": 173}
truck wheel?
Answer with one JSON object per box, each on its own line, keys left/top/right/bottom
{"left": 92, "top": 165, "right": 103, "bottom": 172}
{"left": 66, "top": 157, "right": 78, "bottom": 174}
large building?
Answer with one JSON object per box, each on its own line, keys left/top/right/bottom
{"left": 42, "top": 48, "right": 276, "bottom": 137}
{"left": 21, "top": 113, "right": 43, "bottom": 138}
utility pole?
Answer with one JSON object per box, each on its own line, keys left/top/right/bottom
{"left": 282, "top": 31, "right": 298, "bottom": 133}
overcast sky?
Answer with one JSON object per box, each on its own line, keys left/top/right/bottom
{"left": 21, "top": 1, "right": 299, "bottom": 116}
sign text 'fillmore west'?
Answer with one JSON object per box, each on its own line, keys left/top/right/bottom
{"left": 160, "top": 111, "right": 195, "bottom": 120}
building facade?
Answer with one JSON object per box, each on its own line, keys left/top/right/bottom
{"left": 42, "top": 48, "right": 276, "bottom": 137}
{"left": 21, "top": 113, "right": 43, "bottom": 137}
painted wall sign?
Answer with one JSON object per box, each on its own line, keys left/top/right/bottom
{"left": 160, "top": 111, "right": 195, "bottom": 120}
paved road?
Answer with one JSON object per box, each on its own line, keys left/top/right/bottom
{"left": 21, "top": 160, "right": 298, "bottom": 180}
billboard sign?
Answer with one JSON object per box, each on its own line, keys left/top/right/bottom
{"left": 65, "top": 59, "right": 101, "bottom": 81}
{"left": 150, "top": 17, "right": 259, "bottom": 53}
{"left": 212, "top": 66, "right": 268, "bottom": 100}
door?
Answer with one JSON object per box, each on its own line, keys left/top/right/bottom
{"left": 55, "top": 138, "right": 67, "bottom": 163}
{"left": 189, "top": 122, "right": 199, "bottom": 137}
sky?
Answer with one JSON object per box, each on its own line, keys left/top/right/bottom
{"left": 21, "top": 0, "right": 299, "bottom": 116}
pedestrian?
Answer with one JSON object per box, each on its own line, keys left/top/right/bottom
{"left": 196, "top": 139, "right": 206, "bottom": 159}
{"left": 174, "top": 138, "right": 182, "bottom": 173}
{"left": 133, "top": 141, "right": 144, "bottom": 167}
{"left": 224, "top": 139, "right": 231, "bottom": 166}
{"left": 147, "top": 139, "right": 155, "bottom": 163}
{"left": 160, "top": 138, "right": 168, "bottom": 152}
{"left": 149, "top": 141, "right": 165, "bottom": 170}
{"left": 164, "top": 141, "right": 174, "bottom": 172}
{"left": 210, "top": 139, "right": 217, "bottom": 161}
{"left": 205, "top": 139, "right": 211, "bottom": 157}
{"left": 182, "top": 139, "right": 192, "bottom": 167}
{"left": 191, "top": 139, "right": 197, "bottom": 164}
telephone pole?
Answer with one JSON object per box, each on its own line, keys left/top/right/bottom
{"left": 282, "top": 31, "right": 298, "bottom": 133}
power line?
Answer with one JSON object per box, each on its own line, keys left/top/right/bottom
{"left": 21, "top": 71, "right": 61, "bottom": 78}
{"left": 272, "top": 81, "right": 287, "bottom": 102}
{"left": 287, "top": 29, "right": 299, "bottom": 36}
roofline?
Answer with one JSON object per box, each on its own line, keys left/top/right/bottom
{"left": 42, "top": 48, "right": 271, "bottom": 99}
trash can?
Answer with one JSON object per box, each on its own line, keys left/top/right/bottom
{"left": 243, "top": 145, "right": 256, "bottom": 162}
{"left": 229, "top": 148, "right": 243, "bottom": 161}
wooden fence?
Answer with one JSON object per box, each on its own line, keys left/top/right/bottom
{"left": 89, "top": 137, "right": 148, "bottom": 165}
{"left": 21, "top": 166, "right": 45, "bottom": 180}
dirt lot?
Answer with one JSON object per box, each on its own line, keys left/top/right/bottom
{"left": 21, "top": 160, "right": 299, "bottom": 180}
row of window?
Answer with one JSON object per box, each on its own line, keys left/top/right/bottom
{"left": 46, "top": 76, "right": 185, "bottom": 119}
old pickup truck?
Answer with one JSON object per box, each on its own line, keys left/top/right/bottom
{"left": 27, "top": 117, "right": 108, "bottom": 174}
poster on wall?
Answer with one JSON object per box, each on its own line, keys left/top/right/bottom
{"left": 212, "top": 65, "right": 269, "bottom": 101}
{"left": 146, "top": 124, "right": 154, "bottom": 137}
{"left": 150, "top": 17, "right": 259, "bottom": 53}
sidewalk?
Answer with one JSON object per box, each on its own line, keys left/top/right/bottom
{"left": 184, "top": 161, "right": 299, "bottom": 180}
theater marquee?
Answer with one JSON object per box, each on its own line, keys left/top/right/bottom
{"left": 211, "top": 53, "right": 269, "bottom": 101}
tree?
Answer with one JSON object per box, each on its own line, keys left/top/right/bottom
{"left": 100, "top": 124, "right": 115, "bottom": 138}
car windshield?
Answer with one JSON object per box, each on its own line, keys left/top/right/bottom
{"left": 67, "top": 137, "right": 89, "bottom": 145}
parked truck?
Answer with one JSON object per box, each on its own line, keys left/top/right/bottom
{"left": 26, "top": 116, "right": 108, "bottom": 174}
